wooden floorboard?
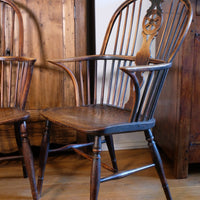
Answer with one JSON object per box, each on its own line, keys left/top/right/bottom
{"left": 0, "top": 148, "right": 200, "bottom": 199}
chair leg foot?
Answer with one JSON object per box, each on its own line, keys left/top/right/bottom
{"left": 90, "top": 136, "right": 102, "bottom": 200}
{"left": 37, "top": 120, "right": 50, "bottom": 197}
{"left": 145, "top": 129, "right": 172, "bottom": 200}
{"left": 105, "top": 135, "right": 118, "bottom": 172}
{"left": 20, "top": 121, "right": 39, "bottom": 200}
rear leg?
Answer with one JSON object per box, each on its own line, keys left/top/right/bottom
{"left": 105, "top": 135, "right": 118, "bottom": 172}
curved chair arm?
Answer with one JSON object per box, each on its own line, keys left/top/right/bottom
{"left": 120, "top": 62, "right": 172, "bottom": 74}
{"left": 48, "top": 54, "right": 137, "bottom": 106}
{"left": 49, "top": 54, "right": 136, "bottom": 63}
{"left": 48, "top": 55, "right": 167, "bottom": 107}
{"left": 120, "top": 62, "right": 172, "bottom": 122}
{"left": 0, "top": 56, "right": 36, "bottom": 63}
{"left": 48, "top": 60, "right": 80, "bottom": 106}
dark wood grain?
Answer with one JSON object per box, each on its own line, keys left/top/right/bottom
{"left": 41, "top": 105, "right": 130, "bottom": 134}
{"left": 0, "top": 108, "right": 29, "bottom": 124}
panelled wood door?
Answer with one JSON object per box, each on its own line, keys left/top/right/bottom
{"left": 0, "top": 0, "right": 94, "bottom": 153}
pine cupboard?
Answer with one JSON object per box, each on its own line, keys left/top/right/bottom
{"left": 154, "top": 0, "right": 200, "bottom": 178}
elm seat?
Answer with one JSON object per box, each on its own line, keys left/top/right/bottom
{"left": 41, "top": 105, "right": 155, "bottom": 134}
{"left": 42, "top": 105, "right": 130, "bottom": 132}
{"left": 0, "top": 108, "right": 29, "bottom": 125}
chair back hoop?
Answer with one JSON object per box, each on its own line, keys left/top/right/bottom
{"left": 0, "top": 1, "right": 34, "bottom": 109}
{"left": 0, "top": 0, "right": 24, "bottom": 56}
{"left": 101, "top": 0, "right": 192, "bottom": 62}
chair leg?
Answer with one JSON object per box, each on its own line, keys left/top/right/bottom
{"left": 90, "top": 136, "right": 102, "bottom": 200}
{"left": 145, "top": 129, "right": 172, "bottom": 200}
{"left": 20, "top": 121, "right": 39, "bottom": 200}
{"left": 14, "top": 122, "right": 28, "bottom": 178}
{"left": 105, "top": 135, "right": 118, "bottom": 172}
{"left": 37, "top": 120, "right": 51, "bottom": 197}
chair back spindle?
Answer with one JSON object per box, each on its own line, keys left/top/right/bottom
{"left": 0, "top": 58, "right": 35, "bottom": 109}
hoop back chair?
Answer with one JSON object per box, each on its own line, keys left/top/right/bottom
{"left": 37, "top": 0, "right": 192, "bottom": 199}
{"left": 0, "top": 0, "right": 38, "bottom": 199}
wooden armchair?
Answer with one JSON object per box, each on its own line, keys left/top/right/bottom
{"left": 37, "top": 0, "right": 192, "bottom": 199}
{"left": 0, "top": 0, "right": 38, "bottom": 199}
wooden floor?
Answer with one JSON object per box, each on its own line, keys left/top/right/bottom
{"left": 0, "top": 148, "right": 200, "bottom": 200}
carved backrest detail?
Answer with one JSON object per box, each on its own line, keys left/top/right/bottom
{"left": 136, "top": 0, "right": 163, "bottom": 65}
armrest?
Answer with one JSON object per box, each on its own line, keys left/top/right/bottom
{"left": 48, "top": 54, "right": 137, "bottom": 106}
{"left": 0, "top": 56, "right": 36, "bottom": 65}
{"left": 49, "top": 54, "right": 136, "bottom": 63}
{"left": 48, "top": 61, "right": 80, "bottom": 106}
{"left": 120, "top": 62, "right": 172, "bottom": 74}
{"left": 120, "top": 62, "right": 172, "bottom": 122}
{"left": 48, "top": 54, "right": 137, "bottom": 89}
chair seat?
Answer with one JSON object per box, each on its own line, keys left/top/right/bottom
{"left": 41, "top": 105, "right": 131, "bottom": 134}
{"left": 0, "top": 108, "right": 29, "bottom": 125}
{"left": 41, "top": 105, "right": 155, "bottom": 135}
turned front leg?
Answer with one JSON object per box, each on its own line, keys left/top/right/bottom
{"left": 90, "top": 136, "right": 102, "bottom": 200}
{"left": 20, "top": 121, "right": 39, "bottom": 200}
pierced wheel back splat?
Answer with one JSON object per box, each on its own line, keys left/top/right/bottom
{"left": 136, "top": 0, "right": 163, "bottom": 65}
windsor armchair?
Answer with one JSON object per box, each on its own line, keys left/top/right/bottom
{"left": 0, "top": 0, "right": 38, "bottom": 199}
{"left": 37, "top": 0, "right": 192, "bottom": 199}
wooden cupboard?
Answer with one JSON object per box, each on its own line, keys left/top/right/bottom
{"left": 0, "top": 0, "right": 95, "bottom": 153}
{"left": 154, "top": 0, "right": 200, "bottom": 178}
